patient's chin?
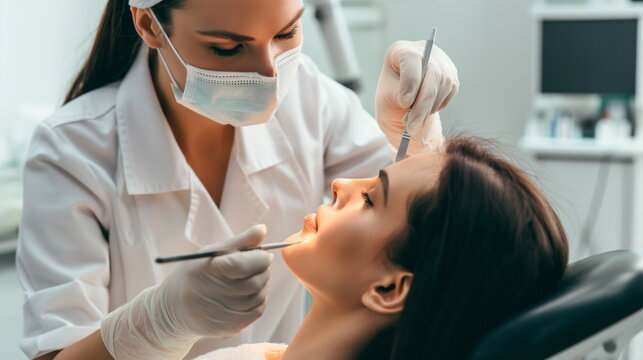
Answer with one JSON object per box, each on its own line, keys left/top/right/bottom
{"left": 281, "top": 231, "right": 316, "bottom": 275}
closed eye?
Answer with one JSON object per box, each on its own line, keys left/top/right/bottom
{"left": 275, "top": 26, "right": 298, "bottom": 40}
{"left": 362, "top": 191, "right": 374, "bottom": 207}
{"left": 209, "top": 25, "right": 298, "bottom": 57}
{"left": 210, "top": 44, "right": 242, "bottom": 57}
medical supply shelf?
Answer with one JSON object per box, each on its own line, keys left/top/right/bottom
{"left": 530, "top": 1, "right": 643, "bottom": 139}
{"left": 0, "top": 166, "right": 21, "bottom": 255}
{"left": 520, "top": 137, "right": 643, "bottom": 158}
{"left": 0, "top": 228, "right": 18, "bottom": 254}
{"left": 530, "top": 2, "right": 643, "bottom": 19}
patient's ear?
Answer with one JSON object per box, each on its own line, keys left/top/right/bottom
{"left": 362, "top": 272, "right": 413, "bottom": 315}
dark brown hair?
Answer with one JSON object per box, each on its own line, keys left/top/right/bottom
{"left": 357, "top": 137, "right": 569, "bottom": 359}
{"left": 64, "top": 0, "right": 184, "bottom": 104}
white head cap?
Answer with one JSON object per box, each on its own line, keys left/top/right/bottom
{"left": 129, "top": 0, "right": 163, "bottom": 8}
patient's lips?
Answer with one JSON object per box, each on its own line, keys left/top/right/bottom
{"left": 303, "top": 213, "right": 318, "bottom": 233}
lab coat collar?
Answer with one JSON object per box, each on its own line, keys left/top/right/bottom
{"left": 116, "top": 46, "right": 191, "bottom": 195}
{"left": 235, "top": 119, "right": 291, "bottom": 175}
{"left": 184, "top": 114, "right": 294, "bottom": 247}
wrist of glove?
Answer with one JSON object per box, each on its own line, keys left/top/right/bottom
{"left": 101, "top": 284, "right": 199, "bottom": 360}
{"left": 382, "top": 112, "right": 445, "bottom": 159}
{"left": 100, "top": 225, "right": 272, "bottom": 360}
{"left": 406, "top": 112, "right": 445, "bottom": 156}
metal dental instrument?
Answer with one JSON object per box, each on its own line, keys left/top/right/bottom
{"left": 395, "top": 27, "right": 437, "bottom": 162}
{"left": 155, "top": 241, "right": 303, "bottom": 264}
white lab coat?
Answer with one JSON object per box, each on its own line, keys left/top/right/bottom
{"left": 16, "top": 46, "right": 391, "bottom": 359}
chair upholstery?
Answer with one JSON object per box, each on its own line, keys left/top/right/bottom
{"left": 471, "top": 251, "right": 643, "bottom": 360}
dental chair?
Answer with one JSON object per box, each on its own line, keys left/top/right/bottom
{"left": 471, "top": 250, "right": 643, "bottom": 360}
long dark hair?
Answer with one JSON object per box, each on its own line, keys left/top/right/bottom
{"left": 64, "top": 0, "right": 184, "bottom": 104}
{"left": 357, "top": 138, "right": 569, "bottom": 359}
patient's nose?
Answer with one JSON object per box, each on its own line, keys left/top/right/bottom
{"left": 331, "top": 179, "right": 352, "bottom": 209}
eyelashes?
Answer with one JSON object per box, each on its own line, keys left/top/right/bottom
{"left": 275, "top": 26, "right": 298, "bottom": 40}
{"left": 362, "top": 191, "right": 374, "bottom": 207}
{"left": 210, "top": 45, "right": 242, "bottom": 57}
{"left": 209, "top": 26, "right": 299, "bottom": 57}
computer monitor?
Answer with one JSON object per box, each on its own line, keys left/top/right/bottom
{"left": 541, "top": 19, "right": 638, "bottom": 95}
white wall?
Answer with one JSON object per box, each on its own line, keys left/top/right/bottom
{"left": 381, "top": 0, "right": 534, "bottom": 144}
{"left": 0, "top": 0, "right": 536, "bottom": 162}
{"left": 302, "top": 1, "right": 387, "bottom": 115}
{"left": 0, "top": 0, "right": 8, "bottom": 166}
{"left": 305, "top": 0, "right": 536, "bottom": 146}
{"left": 0, "top": 0, "right": 107, "bottom": 166}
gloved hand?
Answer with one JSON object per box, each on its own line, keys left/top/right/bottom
{"left": 376, "top": 40, "right": 459, "bottom": 154}
{"left": 100, "top": 225, "right": 272, "bottom": 360}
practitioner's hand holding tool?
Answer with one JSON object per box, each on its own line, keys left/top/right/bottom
{"left": 376, "top": 29, "right": 459, "bottom": 157}
{"left": 100, "top": 225, "right": 273, "bottom": 360}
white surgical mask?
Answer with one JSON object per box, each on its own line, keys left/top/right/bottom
{"left": 150, "top": 11, "right": 301, "bottom": 127}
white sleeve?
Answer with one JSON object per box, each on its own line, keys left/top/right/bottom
{"left": 16, "top": 123, "right": 111, "bottom": 359}
{"left": 320, "top": 74, "right": 392, "bottom": 191}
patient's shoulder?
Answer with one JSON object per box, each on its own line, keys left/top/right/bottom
{"left": 194, "top": 343, "right": 287, "bottom": 360}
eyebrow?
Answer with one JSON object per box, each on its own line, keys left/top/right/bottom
{"left": 379, "top": 170, "right": 389, "bottom": 206}
{"left": 278, "top": 7, "right": 306, "bottom": 33}
{"left": 196, "top": 7, "right": 305, "bottom": 42}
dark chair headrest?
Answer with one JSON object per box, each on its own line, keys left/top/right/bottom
{"left": 470, "top": 250, "right": 643, "bottom": 360}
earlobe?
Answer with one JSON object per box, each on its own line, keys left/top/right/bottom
{"left": 130, "top": 7, "right": 164, "bottom": 49}
{"left": 362, "top": 272, "right": 413, "bottom": 315}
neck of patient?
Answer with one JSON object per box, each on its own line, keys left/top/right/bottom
{"left": 281, "top": 297, "right": 392, "bottom": 360}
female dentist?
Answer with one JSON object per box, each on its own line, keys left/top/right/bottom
{"left": 16, "top": 0, "right": 459, "bottom": 359}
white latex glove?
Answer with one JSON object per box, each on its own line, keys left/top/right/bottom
{"left": 376, "top": 40, "right": 459, "bottom": 154}
{"left": 101, "top": 225, "right": 272, "bottom": 360}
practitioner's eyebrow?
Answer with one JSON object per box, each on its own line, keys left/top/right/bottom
{"left": 196, "top": 29, "right": 255, "bottom": 42}
{"left": 196, "top": 8, "right": 305, "bottom": 41}
{"left": 379, "top": 170, "right": 389, "bottom": 206}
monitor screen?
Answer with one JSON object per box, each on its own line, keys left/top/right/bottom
{"left": 541, "top": 19, "right": 637, "bottom": 95}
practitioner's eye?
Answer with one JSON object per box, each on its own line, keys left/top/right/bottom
{"left": 275, "top": 26, "right": 298, "bottom": 40}
{"left": 362, "top": 191, "right": 374, "bottom": 207}
{"left": 210, "top": 44, "right": 243, "bottom": 57}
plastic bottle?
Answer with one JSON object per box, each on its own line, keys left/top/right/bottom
{"left": 608, "top": 103, "right": 631, "bottom": 140}
{"left": 595, "top": 111, "right": 616, "bottom": 143}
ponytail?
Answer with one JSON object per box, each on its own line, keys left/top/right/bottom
{"left": 64, "top": 0, "right": 184, "bottom": 104}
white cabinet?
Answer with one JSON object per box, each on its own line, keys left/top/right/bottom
{"left": 0, "top": 167, "right": 21, "bottom": 255}
{"left": 524, "top": 146, "right": 643, "bottom": 360}
{"left": 531, "top": 155, "right": 633, "bottom": 262}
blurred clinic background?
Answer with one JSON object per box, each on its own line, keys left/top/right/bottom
{"left": 3, "top": 0, "right": 643, "bottom": 358}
